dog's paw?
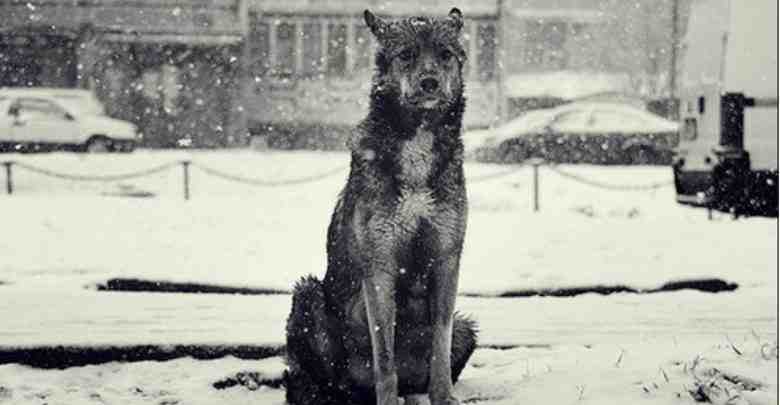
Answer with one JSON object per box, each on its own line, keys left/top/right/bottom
{"left": 403, "top": 394, "right": 430, "bottom": 405}
{"left": 429, "top": 394, "right": 460, "bottom": 405}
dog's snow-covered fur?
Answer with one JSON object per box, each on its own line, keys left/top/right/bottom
{"left": 285, "top": 8, "right": 477, "bottom": 405}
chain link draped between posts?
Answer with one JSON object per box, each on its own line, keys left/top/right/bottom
{"left": 466, "top": 166, "right": 525, "bottom": 183}
{"left": 191, "top": 162, "right": 349, "bottom": 187}
{"left": 10, "top": 161, "right": 180, "bottom": 182}
{"left": 464, "top": 162, "right": 671, "bottom": 190}
{"left": 546, "top": 164, "right": 674, "bottom": 191}
{"left": 463, "top": 161, "right": 673, "bottom": 212}
{"left": 1, "top": 160, "right": 350, "bottom": 199}
{"left": 529, "top": 161, "right": 674, "bottom": 212}
{"left": 2, "top": 159, "right": 673, "bottom": 207}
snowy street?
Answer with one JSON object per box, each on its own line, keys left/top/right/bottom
{"left": 0, "top": 150, "right": 776, "bottom": 404}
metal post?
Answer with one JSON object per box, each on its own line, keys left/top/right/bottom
{"left": 237, "top": 0, "right": 251, "bottom": 147}
{"left": 496, "top": 0, "right": 506, "bottom": 124}
{"left": 3, "top": 162, "right": 12, "bottom": 195}
{"left": 669, "top": 0, "right": 679, "bottom": 100}
{"left": 182, "top": 161, "right": 191, "bottom": 200}
{"left": 532, "top": 162, "right": 540, "bottom": 212}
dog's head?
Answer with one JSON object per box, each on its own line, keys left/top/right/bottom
{"left": 365, "top": 8, "right": 466, "bottom": 115}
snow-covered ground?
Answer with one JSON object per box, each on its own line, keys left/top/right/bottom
{"left": 1, "top": 338, "right": 776, "bottom": 405}
{"left": 0, "top": 150, "right": 776, "bottom": 404}
{"left": 0, "top": 150, "right": 774, "bottom": 294}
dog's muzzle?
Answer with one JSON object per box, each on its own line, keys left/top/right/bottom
{"left": 420, "top": 77, "right": 439, "bottom": 93}
{"left": 409, "top": 76, "right": 447, "bottom": 110}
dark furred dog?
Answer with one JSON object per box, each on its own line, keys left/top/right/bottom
{"left": 285, "top": 8, "right": 476, "bottom": 405}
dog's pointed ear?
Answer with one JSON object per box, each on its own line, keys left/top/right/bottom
{"left": 364, "top": 9, "right": 388, "bottom": 39}
{"left": 448, "top": 7, "right": 464, "bottom": 31}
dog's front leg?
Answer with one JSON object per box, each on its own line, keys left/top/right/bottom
{"left": 428, "top": 254, "right": 460, "bottom": 405}
{"left": 362, "top": 269, "right": 399, "bottom": 405}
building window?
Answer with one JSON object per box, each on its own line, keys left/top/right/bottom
{"left": 327, "top": 23, "right": 347, "bottom": 76}
{"left": 524, "top": 20, "right": 569, "bottom": 70}
{"left": 461, "top": 20, "right": 471, "bottom": 78}
{"left": 138, "top": 65, "right": 179, "bottom": 115}
{"left": 249, "top": 16, "right": 270, "bottom": 78}
{"left": 353, "top": 23, "right": 373, "bottom": 73}
{"left": 524, "top": 21, "right": 543, "bottom": 67}
{"left": 274, "top": 21, "right": 296, "bottom": 76}
{"left": 571, "top": 23, "right": 587, "bottom": 37}
{"left": 542, "top": 21, "right": 567, "bottom": 69}
{"left": 302, "top": 21, "right": 323, "bottom": 76}
{"left": 476, "top": 23, "right": 496, "bottom": 81}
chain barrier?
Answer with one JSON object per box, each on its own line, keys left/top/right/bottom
{"left": 546, "top": 164, "right": 673, "bottom": 191}
{"left": 467, "top": 165, "right": 525, "bottom": 184}
{"left": 192, "top": 162, "right": 349, "bottom": 187}
{"left": 3, "top": 158, "right": 672, "bottom": 207}
{"left": 11, "top": 161, "right": 179, "bottom": 182}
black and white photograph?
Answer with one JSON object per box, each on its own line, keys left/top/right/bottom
{"left": 0, "top": 0, "right": 777, "bottom": 404}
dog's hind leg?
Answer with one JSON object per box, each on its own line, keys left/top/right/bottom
{"left": 285, "top": 276, "right": 352, "bottom": 405}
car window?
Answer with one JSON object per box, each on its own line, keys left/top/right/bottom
{"left": 54, "top": 94, "right": 106, "bottom": 115}
{"left": 590, "top": 110, "right": 650, "bottom": 132}
{"left": 499, "top": 110, "right": 554, "bottom": 136}
{"left": 549, "top": 110, "right": 592, "bottom": 132}
{"left": 681, "top": 118, "right": 698, "bottom": 140}
{"left": 12, "top": 98, "right": 70, "bottom": 121}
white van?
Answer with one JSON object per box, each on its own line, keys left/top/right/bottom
{"left": 0, "top": 88, "right": 140, "bottom": 153}
{"left": 673, "top": 0, "right": 778, "bottom": 216}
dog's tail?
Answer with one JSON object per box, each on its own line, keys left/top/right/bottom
{"left": 285, "top": 275, "right": 329, "bottom": 371}
{"left": 285, "top": 275, "right": 350, "bottom": 405}
{"left": 451, "top": 312, "right": 478, "bottom": 383}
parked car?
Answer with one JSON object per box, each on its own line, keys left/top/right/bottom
{"left": 465, "top": 102, "right": 680, "bottom": 165}
{"left": 0, "top": 88, "right": 139, "bottom": 153}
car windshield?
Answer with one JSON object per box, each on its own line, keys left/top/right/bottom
{"left": 497, "top": 109, "right": 557, "bottom": 138}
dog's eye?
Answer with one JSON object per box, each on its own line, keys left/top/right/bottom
{"left": 439, "top": 50, "right": 453, "bottom": 61}
{"left": 398, "top": 49, "right": 415, "bottom": 62}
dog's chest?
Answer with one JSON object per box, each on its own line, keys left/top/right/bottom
{"left": 393, "top": 128, "right": 436, "bottom": 222}
{"left": 397, "top": 128, "right": 435, "bottom": 189}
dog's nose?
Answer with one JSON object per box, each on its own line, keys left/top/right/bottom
{"left": 420, "top": 77, "right": 439, "bottom": 93}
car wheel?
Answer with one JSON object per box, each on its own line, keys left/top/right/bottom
{"left": 117, "top": 141, "right": 136, "bottom": 153}
{"left": 85, "top": 137, "right": 112, "bottom": 153}
{"left": 628, "top": 146, "right": 656, "bottom": 165}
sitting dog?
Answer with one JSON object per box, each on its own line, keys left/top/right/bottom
{"left": 285, "top": 8, "right": 477, "bottom": 405}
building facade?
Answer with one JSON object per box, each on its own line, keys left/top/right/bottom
{"left": 0, "top": 0, "right": 686, "bottom": 148}
{"left": 501, "top": 0, "right": 688, "bottom": 117}
{"left": 243, "top": 0, "right": 500, "bottom": 148}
